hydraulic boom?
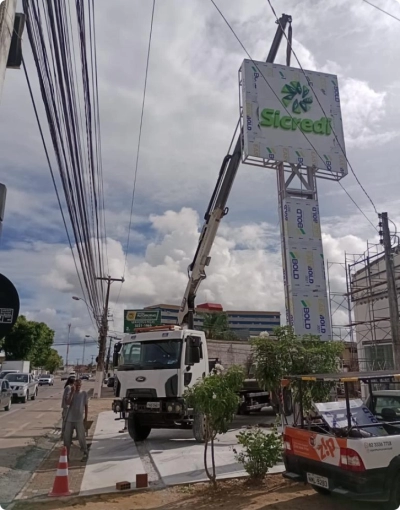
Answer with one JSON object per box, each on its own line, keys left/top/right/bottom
{"left": 178, "top": 14, "right": 292, "bottom": 328}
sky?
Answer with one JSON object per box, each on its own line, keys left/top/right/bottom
{"left": 1, "top": 0, "right": 400, "bottom": 365}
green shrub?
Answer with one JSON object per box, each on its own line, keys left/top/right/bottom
{"left": 235, "top": 428, "right": 282, "bottom": 479}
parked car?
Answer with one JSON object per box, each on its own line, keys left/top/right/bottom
{"left": 38, "top": 374, "right": 54, "bottom": 386}
{"left": 5, "top": 373, "right": 39, "bottom": 403}
{"left": 80, "top": 373, "right": 90, "bottom": 380}
{"left": 0, "top": 370, "right": 19, "bottom": 380}
{"left": 0, "top": 379, "right": 12, "bottom": 411}
{"left": 365, "top": 389, "right": 400, "bottom": 421}
{"left": 107, "top": 376, "right": 115, "bottom": 388}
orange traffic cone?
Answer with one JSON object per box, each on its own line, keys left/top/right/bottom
{"left": 49, "top": 446, "right": 71, "bottom": 497}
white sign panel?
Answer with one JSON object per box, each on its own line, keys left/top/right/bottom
{"left": 240, "top": 59, "right": 347, "bottom": 177}
{"left": 287, "top": 293, "right": 331, "bottom": 340}
{"left": 282, "top": 198, "right": 321, "bottom": 243}
{"left": 283, "top": 246, "right": 326, "bottom": 292}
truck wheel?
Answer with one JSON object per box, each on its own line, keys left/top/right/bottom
{"left": 193, "top": 413, "right": 206, "bottom": 443}
{"left": 238, "top": 402, "right": 250, "bottom": 415}
{"left": 127, "top": 417, "right": 151, "bottom": 442}
{"left": 311, "top": 485, "right": 331, "bottom": 496}
{"left": 21, "top": 392, "right": 28, "bottom": 404}
{"left": 283, "top": 388, "right": 293, "bottom": 416}
{"left": 384, "top": 472, "right": 400, "bottom": 510}
{"left": 31, "top": 390, "right": 36, "bottom": 401}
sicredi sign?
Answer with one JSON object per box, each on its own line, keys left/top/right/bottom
{"left": 240, "top": 60, "right": 347, "bottom": 177}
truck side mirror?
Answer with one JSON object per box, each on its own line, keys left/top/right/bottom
{"left": 113, "top": 342, "right": 122, "bottom": 367}
{"left": 185, "top": 336, "right": 201, "bottom": 365}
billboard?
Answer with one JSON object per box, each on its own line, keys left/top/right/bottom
{"left": 124, "top": 309, "right": 161, "bottom": 333}
{"left": 240, "top": 59, "right": 347, "bottom": 177}
{"left": 287, "top": 293, "right": 331, "bottom": 339}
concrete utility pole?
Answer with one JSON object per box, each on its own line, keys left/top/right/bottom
{"left": 93, "top": 275, "right": 124, "bottom": 397}
{"left": 381, "top": 212, "right": 400, "bottom": 369}
{"left": 0, "top": 0, "right": 16, "bottom": 103}
{"left": 65, "top": 323, "right": 71, "bottom": 368}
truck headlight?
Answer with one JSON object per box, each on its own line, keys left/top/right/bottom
{"left": 175, "top": 404, "right": 181, "bottom": 413}
{"left": 167, "top": 405, "right": 173, "bottom": 412}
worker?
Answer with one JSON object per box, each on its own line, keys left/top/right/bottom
{"left": 61, "top": 376, "right": 75, "bottom": 440}
{"left": 63, "top": 379, "right": 89, "bottom": 461}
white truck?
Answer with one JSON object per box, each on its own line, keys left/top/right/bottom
{"left": 0, "top": 360, "right": 30, "bottom": 379}
{"left": 112, "top": 326, "right": 208, "bottom": 442}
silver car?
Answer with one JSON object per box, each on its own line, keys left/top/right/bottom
{"left": 38, "top": 374, "right": 54, "bottom": 386}
{"left": 5, "top": 373, "right": 38, "bottom": 403}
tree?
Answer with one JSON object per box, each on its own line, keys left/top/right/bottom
{"left": 44, "top": 348, "right": 63, "bottom": 373}
{"left": 201, "top": 312, "right": 238, "bottom": 340}
{"left": 1, "top": 315, "right": 55, "bottom": 367}
{"left": 251, "top": 326, "right": 344, "bottom": 413}
{"left": 185, "top": 365, "right": 244, "bottom": 486}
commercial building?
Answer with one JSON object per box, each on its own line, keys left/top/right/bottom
{"left": 144, "top": 303, "right": 280, "bottom": 339}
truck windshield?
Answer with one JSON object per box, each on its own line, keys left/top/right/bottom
{"left": 5, "top": 373, "right": 28, "bottom": 383}
{"left": 120, "top": 339, "right": 182, "bottom": 370}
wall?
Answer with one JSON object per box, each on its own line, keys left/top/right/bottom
{"left": 207, "top": 340, "right": 253, "bottom": 371}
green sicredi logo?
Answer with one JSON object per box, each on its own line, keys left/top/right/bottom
{"left": 260, "top": 80, "right": 332, "bottom": 136}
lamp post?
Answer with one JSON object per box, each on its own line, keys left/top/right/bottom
{"left": 82, "top": 334, "right": 90, "bottom": 370}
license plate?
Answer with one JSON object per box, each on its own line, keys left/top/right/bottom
{"left": 146, "top": 401, "right": 160, "bottom": 409}
{"left": 307, "top": 473, "right": 329, "bottom": 489}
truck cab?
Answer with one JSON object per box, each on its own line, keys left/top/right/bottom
{"left": 112, "top": 325, "right": 208, "bottom": 442}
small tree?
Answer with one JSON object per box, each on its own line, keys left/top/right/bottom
{"left": 235, "top": 428, "right": 282, "bottom": 480}
{"left": 200, "top": 312, "right": 239, "bottom": 341}
{"left": 185, "top": 365, "right": 244, "bottom": 485}
{"left": 252, "top": 326, "right": 344, "bottom": 413}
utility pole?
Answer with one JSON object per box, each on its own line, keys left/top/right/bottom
{"left": 65, "top": 323, "right": 71, "bottom": 368}
{"left": 0, "top": 0, "right": 16, "bottom": 103}
{"left": 380, "top": 212, "right": 400, "bottom": 369}
{"left": 106, "top": 336, "right": 120, "bottom": 374}
{"left": 94, "top": 275, "right": 124, "bottom": 397}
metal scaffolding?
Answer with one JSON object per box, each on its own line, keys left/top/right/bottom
{"left": 343, "top": 240, "right": 400, "bottom": 371}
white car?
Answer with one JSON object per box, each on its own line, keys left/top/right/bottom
{"left": 5, "top": 373, "right": 38, "bottom": 403}
{"left": 38, "top": 374, "right": 54, "bottom": 386}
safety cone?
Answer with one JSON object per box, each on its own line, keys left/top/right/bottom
{"left": 49, "top": 446, "right": 71, "bottom": 497}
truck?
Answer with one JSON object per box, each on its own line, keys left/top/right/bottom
{"left": 0, "top": 360, "right": 30, "bottom": 379}
{"left": 112, "top": 325, "right": 285, "bottom": 442}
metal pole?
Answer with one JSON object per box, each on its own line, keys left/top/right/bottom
{"left": 381, "top": 212, "right": 400, "bottom": 369}
{"left": 82, "top": 337, "right": 86, "bottom": 367}
{"left": 344, "top": 382, "right": 352, "bottom": 430}
{"left": 65, "top": 323, "right": 71, "bottom": 368}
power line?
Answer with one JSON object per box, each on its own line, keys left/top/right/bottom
{"left": 114, "top": 0, "right": 156, "bottom": 309}
{"left": 267, "top": 0, "right": 378, "bottom": 216}
{"left": 210, "top": 0, "right": 378, "bottom": 232}
{"left": 363, "top": 0, "right": 400, "bottom": 22}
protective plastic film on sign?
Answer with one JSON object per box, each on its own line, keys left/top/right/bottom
{"left": 284, "top": 246, "right": 326, "bottom": 292}
{"left": 240, "top": 59, "right": 347, "bottom": 178}
{"left": 287, "top": 293, "right": 331, "bottom": 340}
{"left": 282, "top": 198, "right": 322, "bottom": 243}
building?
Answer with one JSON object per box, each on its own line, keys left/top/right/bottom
{"left": 349, "top": 246, "right": 400, "bottom": 372}
{"left": 144, "top": 303, "right": 281, "bottom": 339}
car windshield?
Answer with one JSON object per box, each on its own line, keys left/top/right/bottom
{"left": 374, "top": 395, "right": 400, "bottom": 415}
{"left": 120, "top": 339, "right": 182, "bottom": 370}
{"left": 6, "top": 373, "right": 28, "bottom": 383}
{"left": 40, "top": 375, "right": 49, "bottom": 378}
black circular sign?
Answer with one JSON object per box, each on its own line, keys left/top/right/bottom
{"left": 0, "top": 273, "right": 20, "bottom": 337}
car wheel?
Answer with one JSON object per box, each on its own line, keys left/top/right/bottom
{"left": 4, "top": 399, "right": 11, "bottom": 411}
{"left": 384, "top": 472, "right": 400, "bottom": 510}
{"left": 21, "top": 392, "right": 27, "bottom": 404}
{"left": 31, "top": 390, "right": 36, "bottom": 401}
{"left": 311, "top": 485, "right": 331, "bottom": 496}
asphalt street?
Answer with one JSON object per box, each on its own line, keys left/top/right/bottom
{"left": 0, "top": 378, "right": 93, "bottom": 508}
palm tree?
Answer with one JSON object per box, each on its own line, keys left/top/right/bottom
{"left": 200, "top": 313, "right": 238, "bottom": 340}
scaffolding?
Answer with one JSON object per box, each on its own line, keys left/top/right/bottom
{"left": 343, "top": 240, "right": 400, "bottom": 372}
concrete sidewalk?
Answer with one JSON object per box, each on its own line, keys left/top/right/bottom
{"left": 80, "top": 412, "right": 145, "bottom": 496}
{"left": 146, "top": 427, "right": 284, "bottom": 485}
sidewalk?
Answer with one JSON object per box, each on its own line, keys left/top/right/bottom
{"left": 16, "top": 398, "right": 114, "bottom": 501}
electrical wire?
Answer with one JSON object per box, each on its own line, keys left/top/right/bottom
{"left": 267, "top": 0, "right": 379, "bottom": 217}
{"left": 210, "top": 0, "right": 378, "bottom": 232}
{"left": 114, "top": 0, "right": 156, "bottom": 309}
{"left": 22, "top": 0, "right": 108, "bottom": 329}
{"left": 363, "top": 0, "right": 400, "bottom": 22}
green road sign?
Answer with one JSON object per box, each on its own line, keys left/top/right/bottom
{"left": 124, "top": 309, "right": 161, "bottom": 333}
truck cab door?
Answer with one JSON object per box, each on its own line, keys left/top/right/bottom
{"left": 183, "top": 335, "right": 204, "bottom": 390}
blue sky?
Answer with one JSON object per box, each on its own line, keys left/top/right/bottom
{"left": 1, "top": 0, "right": 400, "bottom": 363}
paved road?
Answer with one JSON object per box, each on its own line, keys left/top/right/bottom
{"left": 0, "top": 378, "right": 93, "bottom": 508}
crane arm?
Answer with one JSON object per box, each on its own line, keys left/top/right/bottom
{"left": 178, "top": 14, "right": 292, "bottom": 328}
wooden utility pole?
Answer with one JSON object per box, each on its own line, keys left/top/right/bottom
{"left": 381, "top": 212, "right": 400, "bottom": 369}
